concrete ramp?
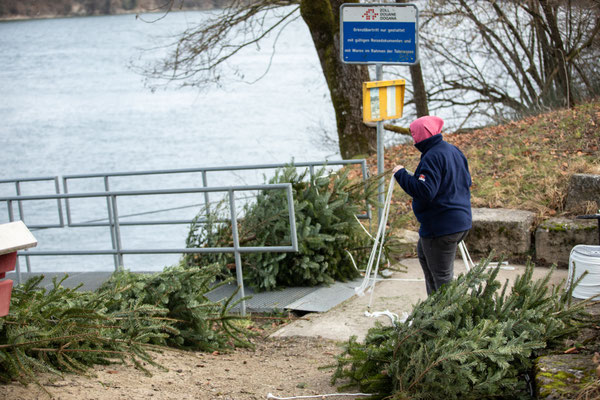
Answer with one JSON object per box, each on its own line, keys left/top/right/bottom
{"left": 205, "top": 278, "right": 363, "bottom": 313}
{"left": 7, "top": 271, "right": 363, "bottom": 314}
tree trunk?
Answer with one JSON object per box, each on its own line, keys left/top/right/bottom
{"left": 300, "top": 0, "right": 376, "bottom": 160}
{"left": 410, "top": 62, "right": 429, "bottom": 117}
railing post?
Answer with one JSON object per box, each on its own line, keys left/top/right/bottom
{"left": 110, "top": 194, "right": 124, "bottom": 270}
{"left": 15, "top": 181, "right": 24, "bottom": 222}
{"left": 104, "top": 176, "right": 119, "bottom": 269}
{"left": 285, "top": 184, "right": 298, "bottom": 252}
{"left": 6, "top": 200, "right": 22, "bottom": 285}
{"left": 228, "top": 188, "right": 246, "bottom": 316}
{"left": 54, "top": 177, "right": 64, "bottom": 227}
{"left": 202, "top": 170, "right": 210, "bottom": 218}
{"left": 14, "top": 181, "right": 32, "bottom": 273}
{"left": 62, "top": 177, "right": 73, "bottom": 226}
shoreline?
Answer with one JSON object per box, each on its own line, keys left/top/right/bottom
{"left": 0, "top": 6, "right": 214, "bottom": 23}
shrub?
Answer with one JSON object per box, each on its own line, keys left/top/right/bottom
{"left": 185, "top": 166, "right": 376, "bottom": 291}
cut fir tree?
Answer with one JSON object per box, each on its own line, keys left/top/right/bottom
{"left": 332, "top": 258, "right": 591, "bottom": 400}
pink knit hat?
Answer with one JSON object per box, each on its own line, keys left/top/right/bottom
{"left": 409, "top": 116, "right": 444, "bottom": 144}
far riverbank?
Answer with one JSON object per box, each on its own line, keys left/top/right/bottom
{"left": 0, "top": 0, "right": 227, "bottom": 22}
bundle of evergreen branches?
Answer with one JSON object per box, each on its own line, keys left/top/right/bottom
{"left": 97, "top": 263, "right": 250, "bottom": 350}
{"left": 332, "top": 259, "right": 591, "bottom": 400}
{"left": 185, "top": 166, "right": 379, "bottom": 291}
{"left": 1, "top": 264, "right": 249, "bottom": 388}
{"left": 0, "top": 275, "right": 168, "bottom": 388}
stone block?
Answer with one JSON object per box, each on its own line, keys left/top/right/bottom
{"left": 565, "top": 173, "right": 600, "bottom": 213}
{"left": 535, "top": 217, "right": 598, "bottom": 268}
{"left": 464, "top": 208, "right": 535, "bottom": 258}
{"left": 536, "top": 354, "right": 598, "bottom": 399}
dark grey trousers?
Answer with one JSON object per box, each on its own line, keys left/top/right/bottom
{"left": 417, "top": 230, "right": 470, "bottom": 296}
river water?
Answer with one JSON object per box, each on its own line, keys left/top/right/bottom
{"left": 0, "top": 9, "right": 343, "bottom": 272}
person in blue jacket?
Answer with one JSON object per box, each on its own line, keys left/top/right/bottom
{"left": 392, "top": 115, "right": 472, "bottom": 296}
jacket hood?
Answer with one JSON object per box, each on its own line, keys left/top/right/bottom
{"left": 410, "top": 116, "right": 444, "bottom": 144}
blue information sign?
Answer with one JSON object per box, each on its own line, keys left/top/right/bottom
{"left": 340, "top": 3, "right": 418, "bottom": 65}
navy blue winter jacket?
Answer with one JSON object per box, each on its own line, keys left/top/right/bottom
{"left": 394, "top": 134, "right": 472, "bottom": 238}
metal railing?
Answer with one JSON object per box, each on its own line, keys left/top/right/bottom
{"left": 0, "top": 160, "right": 371, "bottom": 314}
{"left": 0, "top": 176, "right": 64, "bottom": 229}
{"left": 61, "top": 159, "right": 371, "bottom": 222}
{"left": 0, "top": 184, "right": 297, "bottom": 315}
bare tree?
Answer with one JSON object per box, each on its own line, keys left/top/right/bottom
{"left": 142, "top": 0, "right": 375, "bottom": 160}
{"left": 396, "top": 0, "right": 429, "bottom": 117}
{"left": 416, "top": 0, "right": 600, "bottom": 127}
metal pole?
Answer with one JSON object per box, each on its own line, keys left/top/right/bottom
{"left": 54, "top": 177, "right": 64, "bottom": 227}
{"left": 15, "top": 181, "right": 31, "bottom": 273}
{"left": 104, "top": 176, "right": 119, "bottom": 269}
{"left": 228, "top": 189, "right": 246, "bottom": 316}
{"left": 15, "top": 181, "right": 24, "bottom": 222}
{"left": 110, "top": 195, "right": 124, "bottom": 270}
{"left": 7, "top": 200, "right": 21, "bottom": 285}
{"left": 376, "top": 63, "right": 385, "bottom": 226}
{"left": 202, "top": 170, "right": 210, "bottom": 217}
{"left": 285, "top": 184, "right": 298, "bottom": 252}
{"left": 63, "top": 177, "right": 73, "bottom": 226}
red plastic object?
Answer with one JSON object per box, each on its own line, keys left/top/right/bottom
{"left": 0, "top": 251, "right": 17, "bottom": 316}
{"left": 0, "top": 251, "right": 17, "bottom": 275}
{"left": 0, "top": 279, "right": 13, "bottom": 317}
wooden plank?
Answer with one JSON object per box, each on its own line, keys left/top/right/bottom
{"left": 0, "top": 221, "right": 38, "bottom": 255}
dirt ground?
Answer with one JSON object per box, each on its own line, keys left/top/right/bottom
{"left": 0, "top": 332, "right": 360, "bottom": 400}
{"left": 1, "top": 261, "right": 570, "bottom": 400}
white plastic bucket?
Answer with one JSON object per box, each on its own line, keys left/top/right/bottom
{"left": 568, "top": 245, "right": 600, "bottom": 300}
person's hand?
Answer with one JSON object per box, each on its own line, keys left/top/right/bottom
{"left": 392, "top": 165, "right": 404, "bottom": 174}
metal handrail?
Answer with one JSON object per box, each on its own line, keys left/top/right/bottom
{"left": 0, "top": 176, "right": 64, "bottom": 229}
{"left": 1, "top": 184, "right": 297, "bottom": 316}
{"left": 0, "top": 176, "right": 64, "bottom": 273}
{"left": 62, "top": 160, "right": 372, "bottom": 223}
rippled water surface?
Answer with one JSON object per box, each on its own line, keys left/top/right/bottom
{"left": 0, "top": 10, "right": 339, "bottom": 271}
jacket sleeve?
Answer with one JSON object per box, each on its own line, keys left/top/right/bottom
{"left": 393, "top": 158, "right": 442, "bottom": 202}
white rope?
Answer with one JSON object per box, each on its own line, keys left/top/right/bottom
{"left": 364, "top": 309, "right": 410, "bottom": 325}
{"left": 458, "top": 240, "right": 473, "bottom": 271}
{"left": 267, "top": 392, "right": 371, "bottom": 399}
{"left": 368, "top": 178, "right": 395, "bottom": 309}
{"left": 355, "top": 177, "right": 396, "bottom": 301}
{"left": 458, "top": 241, "right": 514, "bottom": 271}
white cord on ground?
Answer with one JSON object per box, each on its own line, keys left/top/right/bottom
{"left": 363, "top": 309, "right": 400, "bottom": 324}
{"left": 267, "top": 392, "right": 371, "bottom": 399}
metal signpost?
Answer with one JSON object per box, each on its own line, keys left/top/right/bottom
{"left": 340, "top": 3, "right": 418, "bottom": 223}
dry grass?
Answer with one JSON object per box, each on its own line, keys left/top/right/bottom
{"left": 366, "top": 100, "right": 600, "bottom": 230}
